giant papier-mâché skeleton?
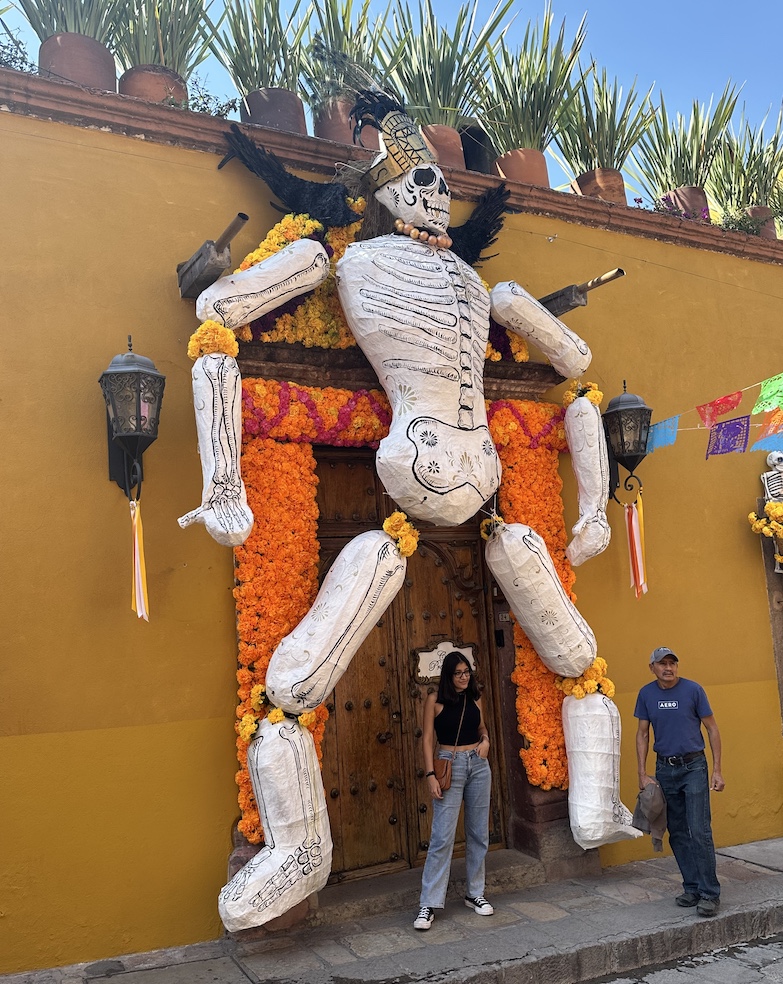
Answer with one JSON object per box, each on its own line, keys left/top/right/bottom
{"left": 185, "top": 93, "right": 616, "bottom": 930}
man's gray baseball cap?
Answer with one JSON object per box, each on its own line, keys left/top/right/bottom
{"left": 650, "top": 647, "right": 678, "bottom": 664}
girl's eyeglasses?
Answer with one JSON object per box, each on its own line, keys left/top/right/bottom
{"left": 453, "top": 669, "right": 471, "bottom": 678}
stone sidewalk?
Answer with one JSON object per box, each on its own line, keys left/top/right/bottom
{"left": 4, "top": 839, "right": 783, "bottom": 984}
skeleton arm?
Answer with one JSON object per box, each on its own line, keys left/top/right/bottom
{"left": 490, "top": 280, "right": 592, "bottom": 377}
{"left": 196, "top": 238, "right": 330, "bottom": 329}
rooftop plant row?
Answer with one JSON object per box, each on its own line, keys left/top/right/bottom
{"left": 5, "top": 0, "right": 783, "bottom": 222}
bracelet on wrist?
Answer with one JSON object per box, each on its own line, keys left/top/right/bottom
{"left": 425, "top": 771, "right": 436, "bottom": 777}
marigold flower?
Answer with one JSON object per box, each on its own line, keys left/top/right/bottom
{"left": 187, "top": 321, "right": 239, "bottom": 360}
{"left": 266, "top": 707, "right": 284, "bottom": 724}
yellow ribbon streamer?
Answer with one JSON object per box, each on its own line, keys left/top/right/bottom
{"left": 130, "top": 499, "right": 150, "bottom": 621}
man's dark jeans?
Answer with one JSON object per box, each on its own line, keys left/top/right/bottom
{"left": 656, "top": 752, "right": 720, "bottom": 900}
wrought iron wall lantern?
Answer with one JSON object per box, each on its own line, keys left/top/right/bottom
{"left": 602, "top": 382, "right": 652, "bottom": 504}
{"left": 99, "top": 336, "right": 166, "bottom": 499}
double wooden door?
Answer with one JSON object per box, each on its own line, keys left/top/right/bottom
{"left": 315, "top": 448, "right": 506, "bottom": 881}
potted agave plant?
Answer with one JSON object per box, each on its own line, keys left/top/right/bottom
{"left": 384, "top": 0, "right": 513, "bottom": 170}
{"left": 707, "top": 108, "right": 783, "bottom": 240}
{"left": 301, "top": 0, "right": 405, "bottom": 147}
{"left": 115, "top": 0, "right": 215, "bottom": 105}
{"left": 479, "top": 2, "right": 585, "bottom": 187}
{"left": 207, "top": 0, "right": 312, "bottom": 133}
{"left": 15, "top": 0, "right": 130, "bottom": 91}
{"left": 631, "top": 82, "right": 739, "bottom": 221}
{"left": 554, "top": 67, "right": 654, "bottom": 205}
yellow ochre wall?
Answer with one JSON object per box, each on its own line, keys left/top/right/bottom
{"left": 2, "top": 107, "right": 782, "bottom": 973}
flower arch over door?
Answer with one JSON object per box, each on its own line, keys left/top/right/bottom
{"left": 232, "top": 376, "right": 573, "bottom": 845}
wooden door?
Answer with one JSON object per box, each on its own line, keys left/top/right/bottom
{"left": 315, "top": 448, "right": 505, "bottom": 881}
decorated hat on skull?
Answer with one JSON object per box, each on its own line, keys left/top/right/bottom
{"left": 350, "top": 90, "right": 438, "bottom": 189}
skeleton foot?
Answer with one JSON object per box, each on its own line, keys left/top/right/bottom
{"left": 218, "top": 719, "right": 333, "bottom": 932}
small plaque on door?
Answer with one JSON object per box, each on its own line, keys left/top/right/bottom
{"left": 414, "top": 641, "right": 476, "bottom": 683}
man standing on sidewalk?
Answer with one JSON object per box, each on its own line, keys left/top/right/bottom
{"left": 635, "top": 647, "right": 725, "bottom": 917}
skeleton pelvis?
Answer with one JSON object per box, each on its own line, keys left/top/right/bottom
{"left": 377, "top": 416, "right": 501, "bottom": 527}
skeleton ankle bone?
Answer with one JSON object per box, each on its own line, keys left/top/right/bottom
{"left": 177, "top": 353, "right": 254, "bottom": 546}
{"left": 490, "top": 281, "right": 592, "bottom": 377}
{"left": 197, "top": 239, "right": 330, "bottom": 329}
{"left": 219, "top": 719, "right": 332, "bottom": 931}
{"left": 266, "top": 529, "right": 407, "bottom": 713}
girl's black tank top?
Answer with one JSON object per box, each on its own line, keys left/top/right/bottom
{"left": 434, "top": 694, "right": 480, "bottom": 746}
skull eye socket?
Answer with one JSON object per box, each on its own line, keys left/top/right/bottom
{"left": 412, "top": 167, "right": 436, "bottom": 187}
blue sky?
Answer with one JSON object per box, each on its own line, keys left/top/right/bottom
{"left": 4, "top": 0, "right": 783, "bottom": 186}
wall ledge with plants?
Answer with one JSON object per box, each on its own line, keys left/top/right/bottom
{"left": 2, "top": 65, "right": 783, "bottom": 268}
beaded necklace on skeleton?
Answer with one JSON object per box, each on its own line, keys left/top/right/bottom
{"left": 394, "top": 218, "right": 452, "bottom": 249}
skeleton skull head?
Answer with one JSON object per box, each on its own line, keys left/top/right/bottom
{"left": 374, "top": 164, "right": 451, "bottom": 233}
{"left": 767, "top": 452, "right": 783, "bottom": 472}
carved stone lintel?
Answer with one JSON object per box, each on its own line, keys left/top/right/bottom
{"left": 237, "top": 341, "right": 563, "bottom": 401}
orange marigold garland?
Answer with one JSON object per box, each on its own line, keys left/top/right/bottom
{"left": 233, "top": 438, "right": 321, "bottom": 843}
{"left": 489, "top": 400, "right": 574, "bottom": 790}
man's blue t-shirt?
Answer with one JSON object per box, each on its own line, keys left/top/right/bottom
{"left": 633, "top": 677, "right": 713, "bottom": 757}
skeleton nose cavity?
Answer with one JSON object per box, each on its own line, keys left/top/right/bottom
{"left": 438, "top": 178, "right": 448, "bottom": 194}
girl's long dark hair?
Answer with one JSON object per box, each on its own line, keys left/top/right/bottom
{"left": 437, "top": 651, "right": 481, "bottom": 704}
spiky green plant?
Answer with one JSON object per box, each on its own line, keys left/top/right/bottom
{"left": 631, "top": 82, "right": 740, "bottom": 201}
{"left": 708, "top": 107, "right": 783, "bottom": 214}
{"left": 554, "top": 67, "right": 654, "bottom": 177}
{"left": 480, "top": 2, "right": 586, "bottom": 153}
{"left": 15, "top": 0, "right": 131, "bottom": 45}
{"left": 301, "top": 0, "right": 406, "bottom": 109}
{"left": 205, "top": 0, "right": 312, "bottom": 94}
{"left": 384, "top": 0, "right": 514, "bottom": 130}
{"left": 115, "top": 0, "right": 215, "bottom": 78}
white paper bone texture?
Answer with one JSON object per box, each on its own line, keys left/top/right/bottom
{"left": 177, "top": 354, "right": 254, "bottom": 546}
{"left": 336, "top": 236, "right": 500, "bottom": 526}
{"left": 562, "top": 694, "right": 642, "bottom": 850}
{"left": 266, "top": 530, "right": 407, "bottom": 713}
{"left": 484, "top": 523, "right": 596, "bottom": 677}
{"left": 564, "top": 396, "right": 611, "bottom": 566}
{"left": 490, "top": 280, "right": 592, "bottom": 377}
{"left": 218, "top": 718, "right": 333, "bottom": 931}
{"left": 197, "top": 239, "right": 330, "bottom": 329}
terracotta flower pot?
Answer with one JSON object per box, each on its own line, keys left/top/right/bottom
{"left": 666, "top": 186, "right": 710, "bottom": 222}
{"left": 38, "top": 33, "right": 116, "bottom": 92}
{"left": 240, "top": 88, "right": 307, "bottom": 135}
{"left": 422, "top": 124, "right": 466, "bottom": 170}
{"left": 119, "top": 65, "right": 187, "bottom": 105}
{"left": 746, "top": 205, "right": 778, "bottom": 240}
{"left": 493, "top": 148, "right": 550, "bottom": 187}
{"left": 313, "top": 97, "right": 379, "bottom": 150}
{"left": 572, "top": 167, "right": 626, "bottom": 205}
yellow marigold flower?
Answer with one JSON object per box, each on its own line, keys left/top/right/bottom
{"left": 398, "top": 532, "right": 420, "bottom": 558}
{"left": 571, "top": 684, "right": 586, "bottom": 699}
{"left": 266, "top": 707, "right": 284, "bottom": 724}
{"left": 593, "top": 656, "right": 608, "bottom": 674}
{"left": 509, "top": 333, "right": 529, "bottom": 362}
{"left": 586, "top": 389, "right": 603, "bottom": 406}
{"left": 583, "top": 679, "right": 598, "bottom": 694}
{"left": 187, "top": 321, "right": 239, "bottom": 360}
{"left": 298, "top": 710, "right": 317, "bottom": 729}
{"left": 485, "top": 342, "right": 502, "bottom": 361}
{"left": 249, "top": 684, "right": 266, "bottom": 712}
{"left": 601, "top": 679, "right": 616, "bottom": 699}
{"left": 383, "top": 511, "right": 409, "bottom": 537}
{"left": 235, "top": 325, "right": 253, "bottom": 342}
{"left": 763, "top": 526, "right": 775, "bottom": 537}
{"left": 767, "top": 502, "right": 783, "bottom": 522}
{"left": 238, "top": 714, "right": 258, "bottom": 742}
{"left": 582, "top": 663, "right": 600, "bottom": 681}
{"left": 560, "top": 678, "right": 575, "bottom": 695}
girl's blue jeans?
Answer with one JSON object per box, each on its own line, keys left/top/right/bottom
{"left": 419, "top": 748, "right": 492, "bottom": 908}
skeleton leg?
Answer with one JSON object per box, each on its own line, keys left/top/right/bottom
{"left": 177, "top": 353, "right": 254, "bottom": 547}
{"left": 266, "top": 530, "right": 407, "bottom": 713}
{"left": 484, "top": 522, "right": 596, "bottom": 678}
{"left": 219, "top": 719, "right": 332, "bottom": 932}
{"left": 564, "top": 396, "right": 611, "bottom": 566}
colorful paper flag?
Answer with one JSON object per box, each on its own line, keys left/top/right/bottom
{"left": 705, "top": 416, "right": 750, "bottom": 458}
{"left": 696, "top": 392, "right": 742, "bottom": 428}
{"left": 647, "top": 416, "right": 680, "bottom": 454}
{"left": 624, "top": 494, "right": 647, "bottom": 598}
{"left": 752, "top": 373, "right": 783, "bottom": 415}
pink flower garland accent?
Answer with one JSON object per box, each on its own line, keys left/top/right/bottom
{"left": 488, "top": 400, "right": 566, "bottom": 450}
